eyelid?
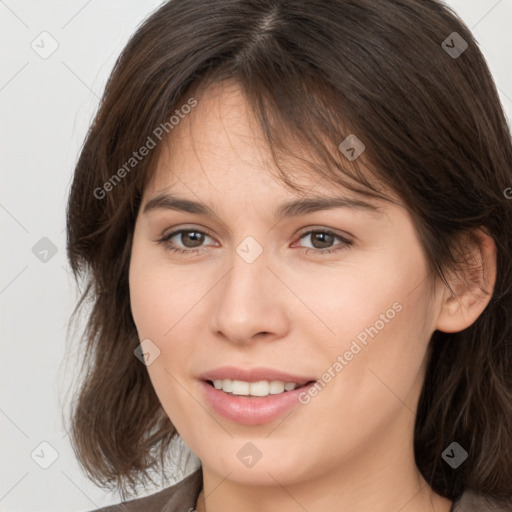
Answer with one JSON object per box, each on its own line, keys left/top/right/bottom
{"left": 159, "top": 225, "right": 352, "bottom": 244}
{"left": 159, "top": 224, "right": 215, "bottom": 240}
{"left": 157, "top": 225, "right": 353, "bottom": 258}
{"left": 294, "top": 226, "right": 353, "bottom": 242}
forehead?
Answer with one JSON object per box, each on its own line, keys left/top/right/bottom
{"left": 146, "top": 81, "right": 365, "bottom": 198}
{"left": 143, "top": 79, "right": 396, "bottom": 218}
{"left": 147, "top": 80, "right": 288, "bottom": 192}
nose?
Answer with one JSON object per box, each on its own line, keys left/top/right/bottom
{"left": 209, "top": 244, "right": 290, "bottom": 345}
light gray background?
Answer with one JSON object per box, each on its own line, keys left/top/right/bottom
{"left": 1, "top": 1, "right": 511, "bottom": 511}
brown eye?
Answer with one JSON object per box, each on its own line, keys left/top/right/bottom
{"left": 297, "top": 229, "right": 352, "bottom": 254}
{"left": 178, "top": 230, "right": 205, "bottom": 248}
{"left": 158, "top": 229, "right": 215, "bottom": 255}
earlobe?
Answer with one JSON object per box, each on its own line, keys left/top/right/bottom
{"left": 435, "top": 228, "right": 497, "bottom": 334}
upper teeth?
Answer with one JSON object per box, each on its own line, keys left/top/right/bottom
{"left": 213, "top": 379, "right": 300, "bottom": 396}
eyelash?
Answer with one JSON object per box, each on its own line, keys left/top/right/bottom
{"left": 156, "top": 228, "right": 353, "bottom": 257}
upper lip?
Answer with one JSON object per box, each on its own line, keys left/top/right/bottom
{"left": 198, "top": 366, "right": 317, "bottom": 386}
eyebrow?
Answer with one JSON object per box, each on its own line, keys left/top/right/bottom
{"left": 142, "top": 192, "right": 385, "bottom": 219}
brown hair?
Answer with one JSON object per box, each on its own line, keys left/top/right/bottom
{"left": 65, "top": 0, "right": 512, "bottom": 504}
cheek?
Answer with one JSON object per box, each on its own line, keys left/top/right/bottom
{"left": 129, "top": 267, "right": 173, "bottom": 339}
{"left": 129, "top": 237, "right": 196, "bottom": 338}
{"left": 294, "top": 243, "right": 434, "bottom": 409}
{"left": 129, "top": 247, "right": 199, "bottom": 427}
{"left": 284, "top": 251, "right": 428, "bottom": 353}
{"left": 128, "top": 238, "right": 206, "bottom": 377}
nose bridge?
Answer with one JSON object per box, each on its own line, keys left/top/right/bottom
{"left": 211, "top": 235, "right": 287, "bottom": 342}
{"left": 221, "top": 237, "right": 270, "bottom": 316}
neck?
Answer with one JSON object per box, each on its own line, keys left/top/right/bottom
{"left": 196, "top": 467, "right": 452, "bottom": 512}
{"left": 195, "top": 407, "right": 452, "bottom": 512}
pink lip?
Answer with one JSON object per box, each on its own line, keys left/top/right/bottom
{"left": 197, "top": 366, "right": 318, "bottom": 426}
{"left": 199, "top": 380, "right": 318, "bottom": 425}
{"left": 197, "top": 366, "right": 316, "bottom": 386}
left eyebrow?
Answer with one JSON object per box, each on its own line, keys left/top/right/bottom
{"left": 142, "top": 193, "right": 385, "bottom": 218}
{"left": 273, "top": 195, "right": 385, "bottom": 220}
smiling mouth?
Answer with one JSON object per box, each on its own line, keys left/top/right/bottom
{"left": 205, "top": 379, "right": 316, "bottom": 397}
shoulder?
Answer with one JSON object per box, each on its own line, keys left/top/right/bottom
{"left": 85, "top": 467, "right": 203, "bottom": 512}
{"left": 451, "top": 490, "right": 512, "bottom": 512}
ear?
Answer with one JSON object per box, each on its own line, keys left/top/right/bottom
{"left": 435, "top": 228, "right": 497, "bottom": 333}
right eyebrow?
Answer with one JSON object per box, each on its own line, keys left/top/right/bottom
{"left": 142, "top": 192, "right": 385, "bottom": 218}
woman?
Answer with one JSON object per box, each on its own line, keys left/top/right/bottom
{"left": 65, "top": 1, "right": 512, "bottom": 511}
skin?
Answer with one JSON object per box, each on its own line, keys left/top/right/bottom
{"left": 129, "top": 80, "right": 496, "bottom": 512}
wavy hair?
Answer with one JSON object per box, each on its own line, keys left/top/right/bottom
{"left": 65, "top": 0, "right": 512, "bottom": 504}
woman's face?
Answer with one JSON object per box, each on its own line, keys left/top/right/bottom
{"left": 129, "top": 80, "right": 445, "bottom": 486}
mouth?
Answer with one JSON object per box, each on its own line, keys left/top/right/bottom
{"left": 204, "top": 379, "right": 317, "bottom": 397}
{"left": 200, "top": 378, "right": 319, "bottom": 425}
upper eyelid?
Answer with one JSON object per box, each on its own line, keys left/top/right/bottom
{"left": 162, "top": 226, "right": 216, "bottom": 241}
{"left": 162, "top": 226, "right": 352, "bottom": 246}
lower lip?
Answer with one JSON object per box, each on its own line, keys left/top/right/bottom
{"left": 199, "top": 380, "right": 317, "bottom": 426}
